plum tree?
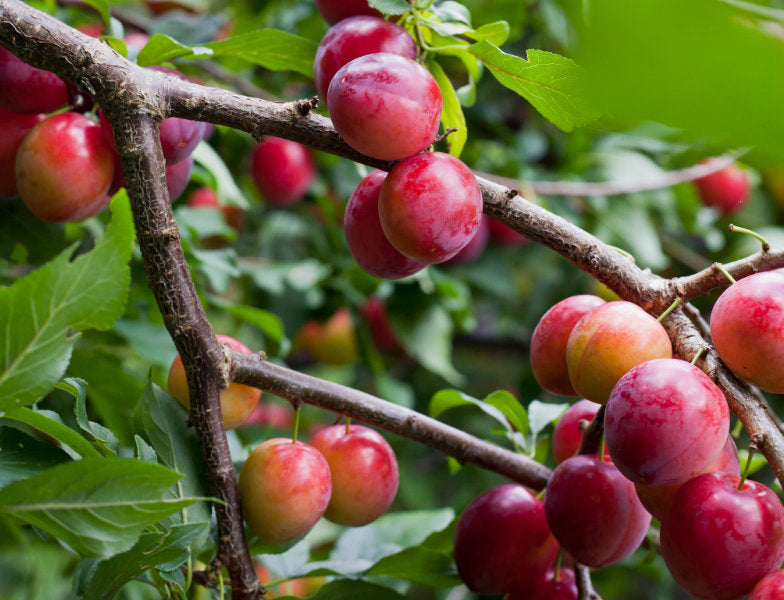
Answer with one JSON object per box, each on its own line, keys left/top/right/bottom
{"left": 7, "top": 2, "right": 784, "bottom": 600}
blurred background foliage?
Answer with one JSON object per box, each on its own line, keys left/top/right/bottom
{"left": 3, "top": 0, "right": 784, "bottom": 598}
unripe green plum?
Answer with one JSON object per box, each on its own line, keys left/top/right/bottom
{"left": 239, "top": 438, "right": 332, "bottom": 545}
{"left": 310, "top": 424, "right": 398, "bottom": 526}
{"left": 168, "top": 334, "right": 261, "bottom": 429}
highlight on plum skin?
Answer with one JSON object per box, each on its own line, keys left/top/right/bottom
{"left": 327, "top": 52, "right": 442, "bottom": 161}
{"left": 379, "top": 152, "right": 483, "bottom": 264}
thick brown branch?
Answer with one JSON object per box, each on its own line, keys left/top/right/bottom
{"left": 231, "top": 353, "right": 552, "bottom": 490}
{"left": 478, "top": 154, "right": 736, "bottom": 198}
{"left": 111, "top": 115, "right": 262, "bottom": 600}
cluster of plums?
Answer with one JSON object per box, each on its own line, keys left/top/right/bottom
{"left": 312, "top": 8, "right": 485, "bottom": 278}
{"left": 168, "top": 334, "right": 399, "bottom": 544}
{"left": 453, "top": 277, "right": 784, "bottom": 599}
{"left": 1, "top": 30, "right": 317, "bottom": 225}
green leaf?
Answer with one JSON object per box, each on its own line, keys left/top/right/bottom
{"left": 0, "top": 458, "right": 201, "bottom": 558}
{"left": 528, "top": 400, "right": 569, "bottom": 439}
{"left": 221, "top": 304, "right": 285, "bottom": 344}
{"left": 570, "top": 0, "right": 784, "bottom": 162}
{"left": 428, "top": 59, "right": 467, "bottom": 158}
{"left": 0, "top": 195, "right": 134, "bottom": 410}
{"left": 136, "top": 33, "right": 213, "bottom": 67}
{"left": 430, "top": 1, "right": 472, "bottom": 25}
{"left": 1, "top": 407, "right": 101, "bottom": 459}
{"left": 192, "top": 142, "right": 249, "bottom": 209}
{"left": 298, "top": 509, "right": 455, "bottom": 578}
{"left": 367, "top": 0, "right": 411, "bottom": 15}
{"left": 429, "top": 389, "right": 511, "bottom": 432}
{"left": 367, "top": 547, "right": 460, "bottom": 587}
{"left": 0, "top": 425, "right": 70, "bottom": 487}
{"left": 205, "top": 30, "right": 318, "bottom": 77}
{"left": 467, "top": 42, "right": 600, "bottom": 132}
{"left": 0, "top": 198, "right": 66, "bottom": 264}
{"left": 464, "top": 21, "right": 510, "bottom": 46}
{"left": 78, "top": 522, "right": 210, "bottom": 600}
{"left": 82, "top": 0, "right": 110, "bottom": 27}
{"left": 392, "top": 304, "right": 463, "bottom": 385}
{"left": 58, "top": 378, "right": 118, "bottom": 453}
{"left": 137, "top": 383, "right": 212, "bottom": 532}
{"left": 485, "top": 390, "right": 529, "bottom": 436}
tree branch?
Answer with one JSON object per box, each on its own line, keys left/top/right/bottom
{"left": 477, "top": 153, "right": 736, "bottom": 197}
{"left": 6, "top": 2, "right": 784, "bottom": 596}
{"left": 231, "top": 354, "right": 552, "bottom": 490}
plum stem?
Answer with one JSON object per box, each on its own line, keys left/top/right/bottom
{"left": 716, "top": 263, "right": 737, "bottom": 285}
{"left": 729, "top": 224, "right": 770, "bottom": 252}
{"left": 657, "top": 298, "right": 680, "bottom": 322}
{"left": 554, "top": 547, "right": 564, "bottom": 582}
{"left": 690, "top": 347, "right": 706, "bottom": 365}
{"left": 292, "top": 407, "right": 301, "bottom": 444}
{"left": 739, "top": 445, "right": 756, "bottom": 490}
{"left": 345, "top": 416, "right": 351, "bottom": 435}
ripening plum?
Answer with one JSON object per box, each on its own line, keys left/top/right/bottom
{"left": 315, "top": 0, "right": 381, "bottom": 24}
{"left": 15, "top": 112, "right": 114, "bottom": 223}
{"left": 454, "top": 484, "right": 558, "bottom": 594}
{"left": 379, "top": 152, "right": 482, "bottom": 264}
{"left": 310, "top": 424, "right": 398, "bottom": 526}
{"left": 505, "top": 568, "right": 577, "bottom": 600}
{"left": 488, "top": 216, "right": 529, "bottom": 246}
{"left": 250, "top": 136, "right": 316, "bottom": 207}
{"left": 710, "top": 271, "right": 784, "bottom": 393}
{"left": 531, "top": 295, "right": 606, "bottom": 396}
{"left": 296, "top": 308, "right": 359, "bottom": 365}
{"left": 186, "top": 186, "right": 245, "bottom": 231}
{"left": 238, "top": 438, "right": 332, "bottom": 545}
{"left": 545, "top": 454, "right": 651, "bottom": 568}
{"left": 315, "top": 16, "right": 417, "bottom": 108}
{"left": 0, "top": 47, "right": 68, "bottom": 114}
{"left": 344, "top": 170, "right": 426, "bottom": 279}
{"left": 565, "top": 301, "right": 672, "bottom": 404}
{"left": 695, "top": 160, "right": 750, "bottom": 216}
{"left": 634, "top": 434, "right": 740, "bottom": 521}
{"left": 551, "top": 399, "right": 608, "bottom": 464}
{"left": 605, "top": 358, "right": 730, "bottom": 486}
{"left": 750, "top": 570, "right": 784, "bottom": 600}
{"left": 661, "top": 472, "right": 784, "bottom": 600}
{"left": 168, "top": 334, "right": 261, "bottom": 429}
{"left": 328, "top": 53, "right": 442, "bottom": 161}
